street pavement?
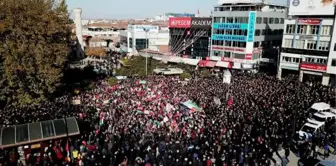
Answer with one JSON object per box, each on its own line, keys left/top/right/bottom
{"left": 272, "top": 148, "right": 336, "bottom": 166}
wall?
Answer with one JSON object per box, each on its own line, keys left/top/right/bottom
{"left": 327, "top": 15, "right": 336, "bottom": 74}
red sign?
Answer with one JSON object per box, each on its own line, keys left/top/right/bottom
{"left": 245, "top": 54, "right": 252, "bottom": 60}
{"left": 300, "top": 63, "right": 327, "bottom": 72}
{"left": 221, "top": 57, "right": 245, "bottom": 63}
{"left": 298, "top": 18, "right": 321, "bottom": 25}
{"left": 212, "top": 46, "right": 245, "bottom": 52}
{"left": 169, "top": 17, "right": 192, "bottom": 28}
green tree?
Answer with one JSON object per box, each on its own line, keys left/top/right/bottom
{"left": 0, "top": 0, "right": 71, "bottom": 105}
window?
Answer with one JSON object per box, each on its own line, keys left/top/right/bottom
{"left": 262, "top": 29, "right": 266, "bottom": 35}
{"left": 318, "top": 41, "right": 329, "bottom": 51}
{"left": 296, "top": 25, "right": 307, "bottom": 34}
{"left": 306, "top": 40, "right": 317, "bottom": 50}
{"left": 253, "top": 41, "right": 260, "bottom": 48}
{"left": 321, "top": 26, "right": 331, "bottom": 36}
{"left": 331, "top": 59, "right": 336, "bottom": 66}
{"left": 224, "top": 41, "right": 232, "bottom": 46}
{"left": 234, "top": 17, "right": 248, "bottom": 23}
{"left": 135, "top": 39, "right": 148, "bottom": 50}
{"left": 334, "top": 43, "right": 336, "bottom": 51}
{"left": 227, "top": 17, "right": 234, "bottom": 23}
{"left": 274, "top": 18, "right": 280, "bottom": 24}
{"left": 316, "top": 58, "right": 326, "bottom": 64}
{"left": 282, "top": 56, "right": 291, "bottom": 62}
{"left": 233, "top": 53, "right": 245, "bottom": 59}
{"left": 256, "top": 17, "right": 262, "bottom": 24}
{"left": 224, "top": 51, "right": 230, "bottom": 57}
{"left": 286, "top": 24, "right": 295, "bottom": 34}
{"left": 269, "top": 18, "right": 274, "bottom": 24}
{"left": 295, "top": 40, "right": 305, "bottom": 49}
{"left": 280, "top": 18, "right": 284, "bottom": 24}
{"left": 263, "top": 17, "right": 268, "bottom": 24}
{"left": 213, "top": 50, "right": 221, "bottom": 56}
{"left": 255, "top": 29, "right": 261, "bottom": 36}
{"left": 214, "top": 17, "right": 221, "bottom": 23}
{"left": 309, "top": 25, "right": 319, "bottom": 35}
{"left": 283, "top": 39, "right": 292, "bottom": 48}
{"left": 305, "top": 57, "right": 314, "bottom": 63}
{"left": 292, "top": 58, "right": 300, "bottom": 63}
{"left": 232, "top": 41, "right": 246, "bottom": 48}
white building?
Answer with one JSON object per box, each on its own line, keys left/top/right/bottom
{"left": 82, "top": 27, "right": 120, "bottom": 39}
{"left": 211, "top": 1, "right": 287, "bottom": 70}
{"left": 278, "top": 0, "right": 336, "bottom": 86}
{"left": 119, "top": 25, "right": 170, "bottom": 53}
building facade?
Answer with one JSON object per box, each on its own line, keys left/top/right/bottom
{"left": 168, "top": 17, "right": 212, "bottom": 59}
{"left": 278, "top": 0, "right": 336, "bottom": 86}
{"left": 210, "top": 1, "right": 287, "bottom": 70}
{"left": 119, "top": 25, "right": 170, "bottom": 54}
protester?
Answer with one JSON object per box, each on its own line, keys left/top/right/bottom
{"left": 0, "top": 70, "right": 335, "bottom": 166}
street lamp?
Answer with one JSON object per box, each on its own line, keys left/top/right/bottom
{"left": 143, "top": 28, "right": 150, "bottom": 76}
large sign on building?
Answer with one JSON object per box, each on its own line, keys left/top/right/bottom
{"left": 191, "top": 17, "right": 212, "bottom": 29}
{"left": 289, "top": 0, "right": 336, "bottom": 16}
{"left": 128, "top": 25, "right": 159, "bottom": 33}
{"left": 169, "top": 17, "right": 192, "bottom": 28}
{"left": 213, "top": 23, "right": 248, "bottom": 29}
{"left": 247, "top": 11, "right": 256, "bottom": 42}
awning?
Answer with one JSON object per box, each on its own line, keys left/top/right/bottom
{"left": 182, "top": 58, "right": 200, "bottom": 66}
{"left": 168, "top": 56, "right": 183, "bottom": 63}
{"left": 215, "top": 61, "right": 230, "bottom": 68}
{"left": 152, "top": 56, "right": 163, "bottom": 61}
{"left": 161, "top": 56, "right": 170, "bottom": 63}
{"left": 198, "top": 60, "right": 216, "bottom": 67}
{"left": 232, "top": 62, "right": 241, "bottom": 69}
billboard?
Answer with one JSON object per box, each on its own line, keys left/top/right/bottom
{"left": 212, "top": 35, "right": 246, "bottom": 41}
{"left": 289, "top": 0, "right": 336, "bottom": 16}
{"left": 128, "top": 25, "right": 159, "bottom": 32}
{"left": 191, "top": 17, "right": 212, "bottom": 29}
{"left": 247, "top": 11, "right": 256, "bottom": 42}
{"left": 212, "top": 23, "right": 248, "bottom": 29}
{"left": 169, "top": 17, "right": 192, "bottom": 28}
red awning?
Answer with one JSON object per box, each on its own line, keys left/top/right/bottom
{"left": 198, "top": 60, "right": 216, "bottom": 67}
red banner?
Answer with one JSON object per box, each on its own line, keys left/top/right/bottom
{"left": 212, "top": 46, "right": 244, "bottom": 52}
{"left": 169, "top": 17, "right": 192, "bottom": 28}
{"left": 245, "top": 54, "right": 252, "bottom": 60}
{"left": 298, "top": 18, "right": 321, "bottom": 25}
{"left": 300, "top": 63, "right": 327, "bottom": 72}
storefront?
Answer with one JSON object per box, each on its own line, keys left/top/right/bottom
{"left": 299, "top": 63, "right": 327, "bottom": 83}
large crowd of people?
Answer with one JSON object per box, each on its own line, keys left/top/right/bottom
{"left": 0, "top": 70, "right": 335, "bottom": 166}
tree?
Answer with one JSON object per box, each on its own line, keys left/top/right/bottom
{"left": 0, "top": 0, "right": 71, "bottom": 105}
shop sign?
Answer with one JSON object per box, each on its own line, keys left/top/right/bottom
{"left": 191, "top": 17, "right": 212, "bottom": 29}
{"left": 212, "top": 46, "right": 245, "bottom": 52}
{"left": 221, "top": 57, "right": 246, "bottom": 63}
{"left": 169, "top": 17, "right": 192, "bottom": 28}
{"left": 300, "top": 63, "right": 327, "bottom": 72}
{"left": 245, "top": 54, "right": 252, "bottom": 60}
{"left": 298, "top": 18, "right": 321, "bottom": 25}
{"left": 289, "top": 0, "right": 335, "bottom": 16}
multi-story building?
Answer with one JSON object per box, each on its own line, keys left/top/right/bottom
{"left": 119, "top": 24, "right": 170, "bottom": 54}
{"left": 210, "top": 0, "right": 287, "bottom": 70}
{"left": 278, "top": 0, "right": 336, "bottom": 86}
{"left": 168, "top": 17, "right": 212, "bottom": 58}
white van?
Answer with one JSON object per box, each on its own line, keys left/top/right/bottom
{"left": 308, "top": 102, "right": 331, "bottom": 114}
{"left": 299, "top": 121, "right": 324, "bottom": 138}
{"left": 310, "top": 111, "right": 336, "bottom": 123}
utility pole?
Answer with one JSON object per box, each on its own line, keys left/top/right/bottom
{"left": 143, "top": 28, "right": 150, "bottom": 76}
